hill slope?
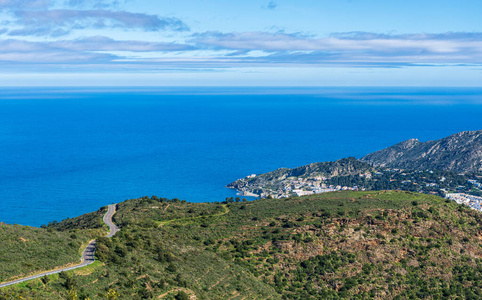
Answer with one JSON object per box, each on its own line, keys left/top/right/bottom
{"left": 361, "top": 130, "right": 482, "bottom": 173}
{"left": 227, "top": 157, "right": 374, "bottom": 198}
{"left": 0, "top": 207, "right": 106, "bottom": 285}
{"left": 3, "top": 192, "right": 482, "bottom": 299}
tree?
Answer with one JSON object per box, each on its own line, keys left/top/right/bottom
{"left": 106, "top": 289, "right": 119, "bottom": 300}
{"left": 67, "top": 289, "right": 78, "bottom": 300}
{"left": 59, "top": 271, "right": 76, "bottom": 290}
{"left": 41, "top": 275, "right": 50, "bottom": 285}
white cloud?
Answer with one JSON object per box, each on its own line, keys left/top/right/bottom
{"left": 193, "top": 31, "right": 482, "bottom": 64}
{"left": 7, "top": 9, "right": 188, "bottom": 37}
{"left": 1, "top": 29, "right": 481, "bottom": 73}
{"left": 54, "top": 36, "right": 193, "bottom": 51}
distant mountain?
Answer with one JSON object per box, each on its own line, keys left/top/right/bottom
{"left": 361, "top": 130, "right": 482, "bottom": 173}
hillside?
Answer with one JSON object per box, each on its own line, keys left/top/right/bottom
{"left": 0, "top": 207, "right": 106, "bottom": 284}
{"left": 2, "top": 192, "right": 482, "bottom": 299}
{"left": 361, "top": 130, "right": 482, "bottom": 173}
{"left": 226, "top": 131, "right": 482, "bottom": 200}
{"left": 227, "top": 157, "right": 374, "bottom": 198}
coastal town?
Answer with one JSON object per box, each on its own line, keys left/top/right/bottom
{"left": 229, "top": 168, "right": 482, "bottom": 211}
{"left": 237, "top": 173, "right": 362, "bottom": 198}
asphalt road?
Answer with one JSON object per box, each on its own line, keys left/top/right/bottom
{"left": 103, "top": 204, "right": 120, "bottom": 238}
{"left": 0, "top": 204, "right": 119, "bottom": 288}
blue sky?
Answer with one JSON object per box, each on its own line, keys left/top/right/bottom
{"left": 0, "top": 0, "right": 481, "bottom": 86}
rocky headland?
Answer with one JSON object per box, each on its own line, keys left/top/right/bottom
{"left": 227, "top": 130, "right": 482, "bottom": 200}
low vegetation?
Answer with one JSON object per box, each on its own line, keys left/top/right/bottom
{"left": 2, "top": 191, "right": 482, "bottom": 299}
{"left": 0, "top": 222, "right": 101, "bottom": 284}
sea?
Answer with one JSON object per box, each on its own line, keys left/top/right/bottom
{"left": 0, "top": 87, "right": 481, "bottom": 227}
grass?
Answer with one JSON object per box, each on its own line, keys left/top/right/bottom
{"left": 73, "top": 260, "right": 103, "bottom": 276}
{"left": 0, "top": 223, "right": 95, "bottom": 283}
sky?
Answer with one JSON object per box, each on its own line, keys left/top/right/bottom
{"left": 0, "top": 0, "right": 481, "bottom": 86}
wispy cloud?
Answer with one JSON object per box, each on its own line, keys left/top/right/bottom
{"left": 53, "top": 36, "right": 193, "bottom": 51}
{"left": 0, "top": 39, "right": 118, "bottom": 63}
{"left": 0, "top": 0, "right": 52, "bottom": 9}
{"left": 262, "top": 1, "right": 277, "bottom": 10}
{"left": 0, "top": 36, "right": 192, "bottom": 61}
{"left": 1, "top": 0, "right": 188, "bottom": 37}
{"left": 331, "top": 31, "right": 482, "bottom": 41}
{"left": 1, "top": 29, "right": 481, "bottom": 71}
{"left": 8, "top": 9, "right": 188, "bottom": 37}
{"left": 0, "top": 0, "right": 124, "bottom": 10}
{"left": 63, "top": 0, "right": 126, "bottom": 9}
{"left": 193, "top": 31, "right": 482, "bottom": 65}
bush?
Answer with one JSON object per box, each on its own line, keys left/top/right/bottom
{"left": 166, "top": 264, "right": 177, "bottom": 272}
{"left": 175, "top": 291, "right": 189, "bottom": 300}
{"left": 40, "top": 275, "right": 50, "bottom": 285}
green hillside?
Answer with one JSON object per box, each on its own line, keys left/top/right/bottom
{"left": 2, "top": 192, "right": 482, "bottom": 299}
{"left": 0, "top": 207, "right": 105, "bottom": 284}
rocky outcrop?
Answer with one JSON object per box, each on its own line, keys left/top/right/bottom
{"left": 361, "top": 130, "right": 482, "bottom": 173}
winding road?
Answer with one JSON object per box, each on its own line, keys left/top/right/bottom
{"left": 0, "top": 204, "right": 119, "bottom": 288}
{"left": 103, "top": 204, "right": 120, "bottom": 238}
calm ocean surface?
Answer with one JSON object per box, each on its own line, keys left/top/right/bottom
{"left": 1, "top": 87, "right": 481, "bottom": 226}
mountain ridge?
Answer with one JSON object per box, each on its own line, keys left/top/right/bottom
{"left": 361, "top": 130, "right": 482, "bottom": 173}
{"left": 227, "top": 130, "right": 482, "bottom": 199}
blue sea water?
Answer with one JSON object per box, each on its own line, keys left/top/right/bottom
{"left": 0, "top": 87, "right": 481, "bottom": 226}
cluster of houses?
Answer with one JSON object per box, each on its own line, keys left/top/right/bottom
{"left": 292, "top": 185, "right": 358, "bottom": 197}
{"left": 235, "top": 171, "right": 482, "bottom": 204}
{"left": 290, "top": 176, "right": 360, "bottom": 197}
{"left": 446, "top": 192, "right": 482, "bottom": 211}
{"left": 246, "top": 175, "right": 361, "bottom": 199}
{"left": 468, "top": 179, "right": 482, "bottom": 188}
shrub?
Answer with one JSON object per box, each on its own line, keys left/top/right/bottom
{"left": 176, "top": 291, "right": 189, "bottom": 300}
